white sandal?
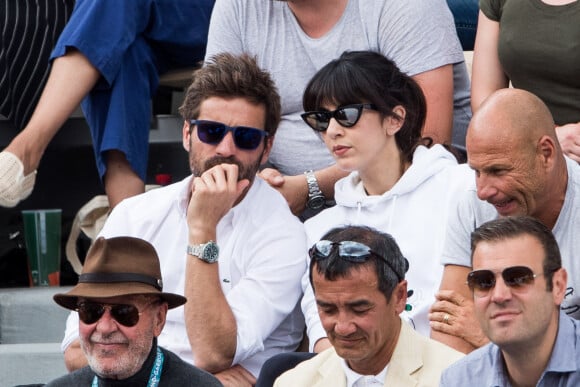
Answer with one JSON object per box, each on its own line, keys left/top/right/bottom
{"left": 0, "top": 151, "right": 37, "bottom": 207}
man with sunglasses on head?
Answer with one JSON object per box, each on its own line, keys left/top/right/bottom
{"left": 275, "top": 225, "right": 463, "bottom": 386}
{"left": 430, "top": 88, "right": 580, "bottom": 354}
{"left": 441, "top": 216, "right": 580, "bottom": 386}
{"left": 59, "top": 52, "right": 307, "bottom": 386}
{"left": 45, "top": 236, "right": 221, "bottom": 386}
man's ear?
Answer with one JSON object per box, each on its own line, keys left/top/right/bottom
{"left": 551, "top": 267, "right": 568, "bottom": 306}
{"left": 182, "top": 120, "right": 191, "bottom": 152}
{"left": 260, "top": 135, "right": 274, "bottom": 165}
{"left": 384, "top": 106, "right": 406, "bottom": 136}
{"left": 393, "top": 280, "right": 408, "bottom": 314}
{"left": 537, "top": 135, "right": 556, "bottom": 169}
{"left": 153, "top": 302, "right": 169, "bottom": 337}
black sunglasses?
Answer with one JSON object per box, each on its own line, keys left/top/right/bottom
{"left": 76, "top": 301, "right": 155, "bottom": 327}
{"left": 189, "top": 119, "right": 268, "bottom": 150}
{"left": 309, "top": 240, "right": 404, "bottom": 281}
{"left": 301, "top": 103, "right": 378, "bottom": 132}
{"left": 466, "top": 266, "right": 543, "bottom": 297}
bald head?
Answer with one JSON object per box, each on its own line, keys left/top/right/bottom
{"left": 466, "top": 88, "right": 568, "bottom": 229}
{"left": 467, "top": 89, "right": 558, "bottom": 152}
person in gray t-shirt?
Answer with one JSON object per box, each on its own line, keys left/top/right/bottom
{"left": 205, "top": 0, "right": 471, "bottom": 217}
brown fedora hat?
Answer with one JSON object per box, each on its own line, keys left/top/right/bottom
{"left": 54, "top": 236, "right": 186, "bottom": 310}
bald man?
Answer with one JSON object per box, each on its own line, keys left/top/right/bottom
{"left": 428, "top": 88, "right": 580, "bottom": 353}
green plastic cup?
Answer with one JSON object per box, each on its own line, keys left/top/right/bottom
{"left": 22, "top": 209, "right": 62, "bottom": 286}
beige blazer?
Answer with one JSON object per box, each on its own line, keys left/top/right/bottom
{"left": 274, "top": 320, "right": 463, "bottom": 387}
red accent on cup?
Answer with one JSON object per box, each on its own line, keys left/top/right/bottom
{"left": 155, "top": 174, "right": 172, "bottom": 186}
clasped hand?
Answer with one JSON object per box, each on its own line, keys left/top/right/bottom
{"left": 429, "top": 290, "right": 489, "bottom": 349}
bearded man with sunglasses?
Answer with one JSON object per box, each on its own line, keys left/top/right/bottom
{"left": 45, "top": 236, "right": 221, "bottom": 386}
{"left": 275, "top": 225, "right": 463, "bottom": 387}
{"left": 59, "top": 53, "right": 307, "bottom": 386}
{"left": 440, "top": 216, "right": 580, "bottom": 386}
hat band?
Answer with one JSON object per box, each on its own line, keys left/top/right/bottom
{"left": 79, "top": 273, "right": 163, "bottom": 291}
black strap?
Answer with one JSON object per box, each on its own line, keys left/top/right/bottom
{"left": 79, "top": 273, "right": 162, "bottom": 290}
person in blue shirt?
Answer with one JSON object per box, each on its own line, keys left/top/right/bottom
{"left": 0, "top": 0, "right": 214, "bottom": 209}
{"left": 441, "top": 216, "right": 580, "bottom": 386}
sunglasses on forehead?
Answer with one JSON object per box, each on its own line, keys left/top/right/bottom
{"left": 301, "top": 103, "right": 378, "bottom": 132}
{"left": 189, "top": 119, "right": 268, "bottom": 150}
{"left": 466, "top": 266, "right": 545, "bottom": 297}
{"left": 76, "top": 301, "right": 157, "bottom": 327}
{"left": 309, "top": 240, "right": 405, "bottom": 282}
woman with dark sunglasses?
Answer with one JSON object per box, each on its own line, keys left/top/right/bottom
{"left": 300, "top": 50, "right": 473, "bottom": 353}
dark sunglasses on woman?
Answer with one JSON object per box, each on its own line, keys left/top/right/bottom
{"left": 301, "top": 103, "right": 378, "bottom": 132}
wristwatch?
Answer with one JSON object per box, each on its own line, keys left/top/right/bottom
{"left": 186, "top": 241, "right": 219, "bottom": 263}
{"left": 304, "top": 170, "right": 325, "bottom": 210}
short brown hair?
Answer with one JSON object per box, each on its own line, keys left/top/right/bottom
{"left": 470, "top": 216, "right": 562, "bottom": 290}
{"left": 178, "top": 52, "right": 281, "bottom": 137}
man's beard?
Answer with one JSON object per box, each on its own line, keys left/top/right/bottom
{"left": 83, "top": 330, "right": 153, "bottom": 380}
{"left": 190, "top": 154, "right": 263, "bottom": 184}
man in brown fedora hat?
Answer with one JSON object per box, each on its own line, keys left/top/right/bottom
{"left": 60, "top": 53, "right": 307, "bottom": 386}
{"left": 45, "top": 236, "right": 222, "bottom": 386}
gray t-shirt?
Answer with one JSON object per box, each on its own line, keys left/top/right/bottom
{"left": 441, "top": 158, "right": 580, "bottom": 319}
{"left": 205, "top": 0, "right": 471, "bottom": 176}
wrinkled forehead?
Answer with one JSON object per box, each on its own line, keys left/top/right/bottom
{"left": 467, "top": 134, "right": 535, "bottom": 173}
{"left": 467, "top": 119, "right": 521, "bottom": 151}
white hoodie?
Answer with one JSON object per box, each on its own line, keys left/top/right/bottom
{"left": 302, "top": 144, "right": 473, "bottom": 349}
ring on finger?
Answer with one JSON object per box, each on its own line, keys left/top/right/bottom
{"left": 443, "top": 313, "right": 450, "bottom": 324}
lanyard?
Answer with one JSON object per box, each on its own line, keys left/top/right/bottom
{"left": 91, "top": 346, "right": 165, "bottom": 387}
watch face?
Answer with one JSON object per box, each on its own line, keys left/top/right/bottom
{"left": 308, "top": 195, "right": 326, "bottom": 210}
{"left": 202, "top": 242, "right": 220, "bottom": 263}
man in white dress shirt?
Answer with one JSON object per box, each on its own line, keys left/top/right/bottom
{"left": 60, "top": 53, "right": 307, "bottom": 386}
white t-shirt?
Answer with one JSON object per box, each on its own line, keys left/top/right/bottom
{"left": 205, "top": 0, "right": 472, "bottom": 176}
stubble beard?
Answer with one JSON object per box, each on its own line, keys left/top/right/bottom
{"left": 83, "top": 331, "right": 153, "bottom": 380}
{"left": 189, "top": 152, "right": 264, "bottom": 184}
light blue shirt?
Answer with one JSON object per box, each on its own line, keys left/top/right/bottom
{"left": 440, "top": 311, "right": 580, "bottom": 386}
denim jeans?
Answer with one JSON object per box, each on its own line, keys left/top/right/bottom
{"left": 447, "top": 0, "right": 479, "bottom": 50}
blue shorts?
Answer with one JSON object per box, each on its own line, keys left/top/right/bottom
{"left": 51, "top": 0, "right": 214, "bottom": 181}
